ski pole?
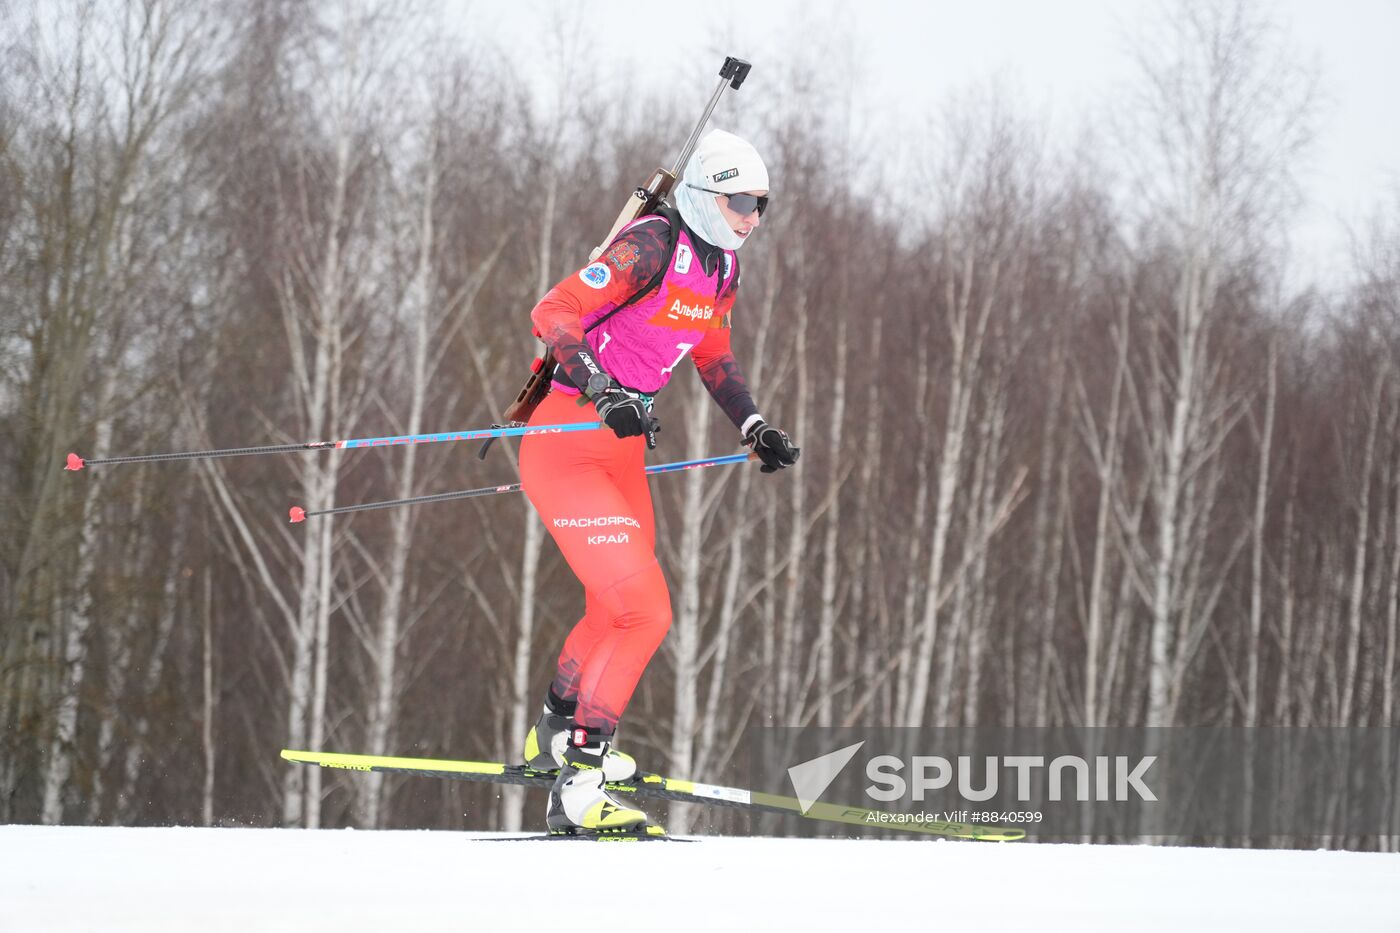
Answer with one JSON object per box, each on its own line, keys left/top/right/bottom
{"left": 63, "top": 421, "right": 606, "bottom": 471}
{"left": 288, "top": 452, "right": 753, "bottom": 523}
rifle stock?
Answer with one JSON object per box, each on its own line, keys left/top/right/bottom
{"left": 501, "top": 351, "right": 556, "bottom": 425}
{"left": 589, "top": 170, "right": 676, "bottom": 262}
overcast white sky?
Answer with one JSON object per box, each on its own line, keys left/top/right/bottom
{"left": 444, "top": 0, "right": 1399, "bottom": 288}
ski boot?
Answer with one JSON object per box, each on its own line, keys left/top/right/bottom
{"left": 546, "top": 727, "right": 660, "bottom": 838}
{"left": 522, "top": 690, "right": 637, "bottom": 782}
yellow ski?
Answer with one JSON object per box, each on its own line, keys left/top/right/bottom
{"left": 280, "top": 749, "right": 1025, "bottom": 842}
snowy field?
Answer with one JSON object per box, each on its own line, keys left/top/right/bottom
{"left": 3, "top": 826, "right": 1398, "bottom": 932}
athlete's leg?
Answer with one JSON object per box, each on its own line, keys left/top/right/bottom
{"left": 550, "top": 438, "right": 659, "bottom": 701}
{"left": 520, "top": 392, "right": 672, "bottom": 734}
{"left": 566, "top": 441, "right": 664, "bottom": 727}
{"left": 550, "top": 589, "right": 609, "bottom": 701}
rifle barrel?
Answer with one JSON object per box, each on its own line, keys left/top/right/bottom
{"left": 669, "top": 61, "right": 748, "bottom": 178}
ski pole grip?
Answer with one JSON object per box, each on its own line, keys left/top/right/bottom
{"left": 721, "top": 57, "right": 751, "bottom": 89}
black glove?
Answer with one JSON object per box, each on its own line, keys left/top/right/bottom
{"left": 744, "top": 419, "right": 800, "bottom": 473}
{"left": 590, "top": 378, "right": 660, "bottom": 449}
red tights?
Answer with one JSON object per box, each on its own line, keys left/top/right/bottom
{"left": 518, "top": 390, "right": 672, "bottom": 733}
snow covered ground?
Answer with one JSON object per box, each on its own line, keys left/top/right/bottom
{"left": 3, "top": 825, "right": 1397, "bottom": 932}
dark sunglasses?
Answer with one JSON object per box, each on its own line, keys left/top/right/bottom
{"left": 690, "top": 185, "right": 769, "bottom": 217}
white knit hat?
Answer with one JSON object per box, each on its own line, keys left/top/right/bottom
{"left": 674, "top": 130, "right": 768, "bottom": 249}
{"left": 696, "top": 129, "right": 769, "bottom": 194}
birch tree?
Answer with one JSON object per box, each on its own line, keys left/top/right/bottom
{"left": 193, "top": 1, "right": 392, "bottom": 828}
{"left": 900, "top": 96, "right": 1030, "bottom": 727}
{"left": 0, "top": 0, "right": 216, "bottom": 824}
{"left": 1119, "top": 0, "right": 1313, "bottom": 725}
{"left": 351, "top": 64, "right": 509, "bottom": 827}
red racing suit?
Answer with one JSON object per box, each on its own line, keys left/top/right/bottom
{"left": 518, "top": 213, "right": 761, "bottom": 733}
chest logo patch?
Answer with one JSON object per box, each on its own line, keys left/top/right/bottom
{"left": 649, "top": 284, "right": 718, "bottom": 330}
{"left": 673, "top": 244, "right": 693, "bottom": 276}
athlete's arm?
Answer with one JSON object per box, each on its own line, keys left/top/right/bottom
{"left": 694, "top": 269, "right": 799, "bottom": 471}
{"left": 530, "top": 222, "right": 669, "bottom": 390}
{"left": 691, "top": 317, "right": 761, "bottom": 433}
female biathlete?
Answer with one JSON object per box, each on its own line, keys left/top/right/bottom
{"left": 517, "top": 129, "right": 799, "bottom": 835}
